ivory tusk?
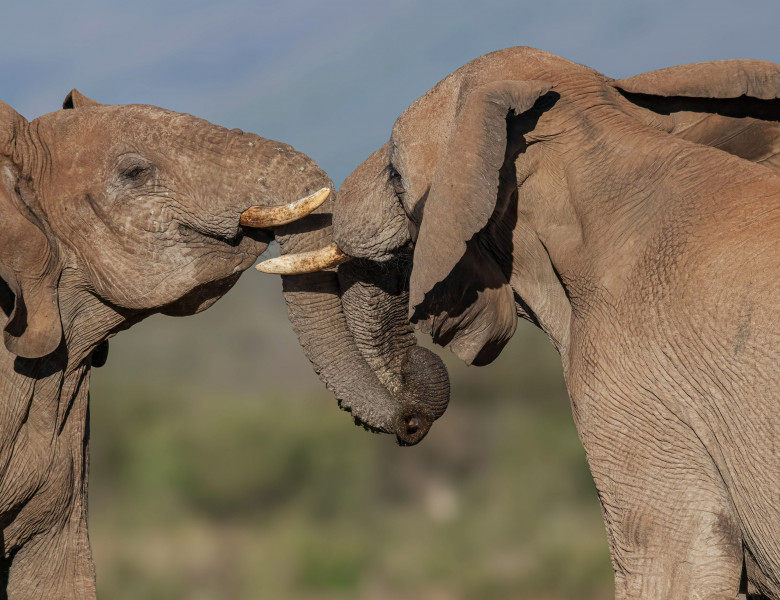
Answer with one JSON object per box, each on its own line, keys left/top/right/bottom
{"left": 255, "top": 243, "right": 351, "bottom": 274}
{"left": 239, "top": 187, "right": 330, "bottom": 228}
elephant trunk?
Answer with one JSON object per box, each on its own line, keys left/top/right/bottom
{"left": 274, "top": 198, "right": 449, "bottom": 445}
{"left": 281, "top": 270, "right": 401, "bottom": 431}
{"left": 338, "top": 259, "right": 449, "bottom": 442}
{"left": 232, "top": 139, "right": 450, "bottom": 445}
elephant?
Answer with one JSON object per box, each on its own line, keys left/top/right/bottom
{"left": 265, "top": 48, "right": 780, "bottom": 598}
{"left": 0, "top": 90, "right": 448, "bottom": 599}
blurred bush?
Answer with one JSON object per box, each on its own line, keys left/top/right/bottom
{"left": 88, "top": 271, "right": 613, "bottom": 599}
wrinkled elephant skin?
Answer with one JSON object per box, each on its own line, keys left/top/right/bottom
{"left": 308, "top": 49, "right": 780, "bottom": 598}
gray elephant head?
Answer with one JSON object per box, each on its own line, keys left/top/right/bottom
{"left": 0, "top": 90, "right": 334, "bottom": 362}
{"left": 267, "top": 47, "right": 780, "bottom": 433}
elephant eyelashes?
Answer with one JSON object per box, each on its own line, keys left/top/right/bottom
{"left": 119, "top": 161, "right": 152, "bottom": 183}
{"left": 123, "top": 166, "right": 145, "bottom": 179}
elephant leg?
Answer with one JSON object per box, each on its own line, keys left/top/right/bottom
{"left": 5, "top": 518, "right": 96, "bottom": 600}
{"left": 602, "top": 480, "right": 743, "bottom": 600}
{"left": 578, "top": 411, "right": 743, "bottom": 599}
{"left": 3, "top": 444, "right": 95, "bottom": 600}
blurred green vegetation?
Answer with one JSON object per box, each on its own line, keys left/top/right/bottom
{"left": 88, "top": 270, "right": 613, "bottom": 599}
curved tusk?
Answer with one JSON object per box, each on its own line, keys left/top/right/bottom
{"left": 255, "top": 243, "right": 351, "bottom": 275}
{"left": 240, "top": 187, "right": 330, "bottom": 228}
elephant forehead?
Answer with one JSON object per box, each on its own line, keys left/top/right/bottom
{"left": 393, "top": 45, "right": 595, "bottom": 140}
{"left": 40, "top": 105, "right": 273, "bottom": 158}
{"left": 389, "top": 91, "right": 456, "bottom": 213}
{"left": 394, "top": 74, "right": 459, "bottom": 148}
{"left": 338, "top": 144, "right": 398, "bottom": 225}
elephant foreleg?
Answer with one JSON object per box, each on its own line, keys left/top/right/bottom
{"left": 5, "top": 513, "right": 96, "bottom": 600}
{"left": 577, "top": 405, "right": 744, "bottom": 599}
{"left": 601, "top": 475, "right": 743, "bottom": 600}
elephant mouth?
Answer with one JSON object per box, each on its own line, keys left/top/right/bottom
{"left": 183, "top": 187, "right": 334, "bottom": 261}
{"left": 177, "top": 219, "right": 271, "bottom": 269}
{"left": 237, "top": 225, "right": 273, "bottom": 246}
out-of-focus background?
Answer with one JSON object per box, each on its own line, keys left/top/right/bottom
{"left": 3, "top": 2, "right": 777, "bottom": 598}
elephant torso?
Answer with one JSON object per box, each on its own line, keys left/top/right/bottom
{"left": 564, "top": 170, "right": 780, "bottom": 595}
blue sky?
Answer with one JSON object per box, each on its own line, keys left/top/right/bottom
{"left": 3, "top": 0, "right": 778, "bottom": 185}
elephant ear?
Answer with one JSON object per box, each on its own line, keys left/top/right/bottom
{"left": 414, "top": 239, "right": 518, "bottom": 366}
{"left": 613, "top": 60, "right": 780, "bottom": 100}
{"left": 0, "top": 101, "right": 62, "bottom": 359}
{"left": 408, "top": 80, "right": 552, "bottom": 365}
{"left": 613, "top": 60, "right": 780, "bottom": 169}
{"left": 62, "top": 89, "right": 102, "bottom": 109}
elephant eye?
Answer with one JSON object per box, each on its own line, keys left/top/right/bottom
{"left": 121, "top": 165, "right": 149, "bottom": 181}
{"left": 388, "top": 164, "right": 405, "bottom": 197}
{"left": 118, "top": 157, "right": 153, "bottom": 183}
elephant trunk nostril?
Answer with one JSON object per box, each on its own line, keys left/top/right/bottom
{"left": 394, "top": 409, "right": 433, "bottom": 446}
{"left": 405, "top": 415, "right": 421, "bottom": 434}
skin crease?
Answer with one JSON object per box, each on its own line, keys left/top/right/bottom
{"left": 330, "top": 48, "right": 780, "bottom": 599}
{"left": 0, "top": 90, "right": 423, "bottom": 599}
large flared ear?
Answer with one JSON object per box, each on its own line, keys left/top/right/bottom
{"left": 613, "top": 60, "right": 780, "bottom": 170}
{"left": 613, "top": 59, "right": 780, "bottom": 100}
{"left": 62, "top": 89, "right": 102, "bottom": 109}
{"left": 409, "top": 80, "right": 552, "bottom": 309}
{"left": 408, "top": 80, "right": 551, "bottom": 365}
{"left": 0, "top": 101, "right": 62, "bottom": 359}
{"left": 414, "top": 239, "right": 517, "bottom": 366}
